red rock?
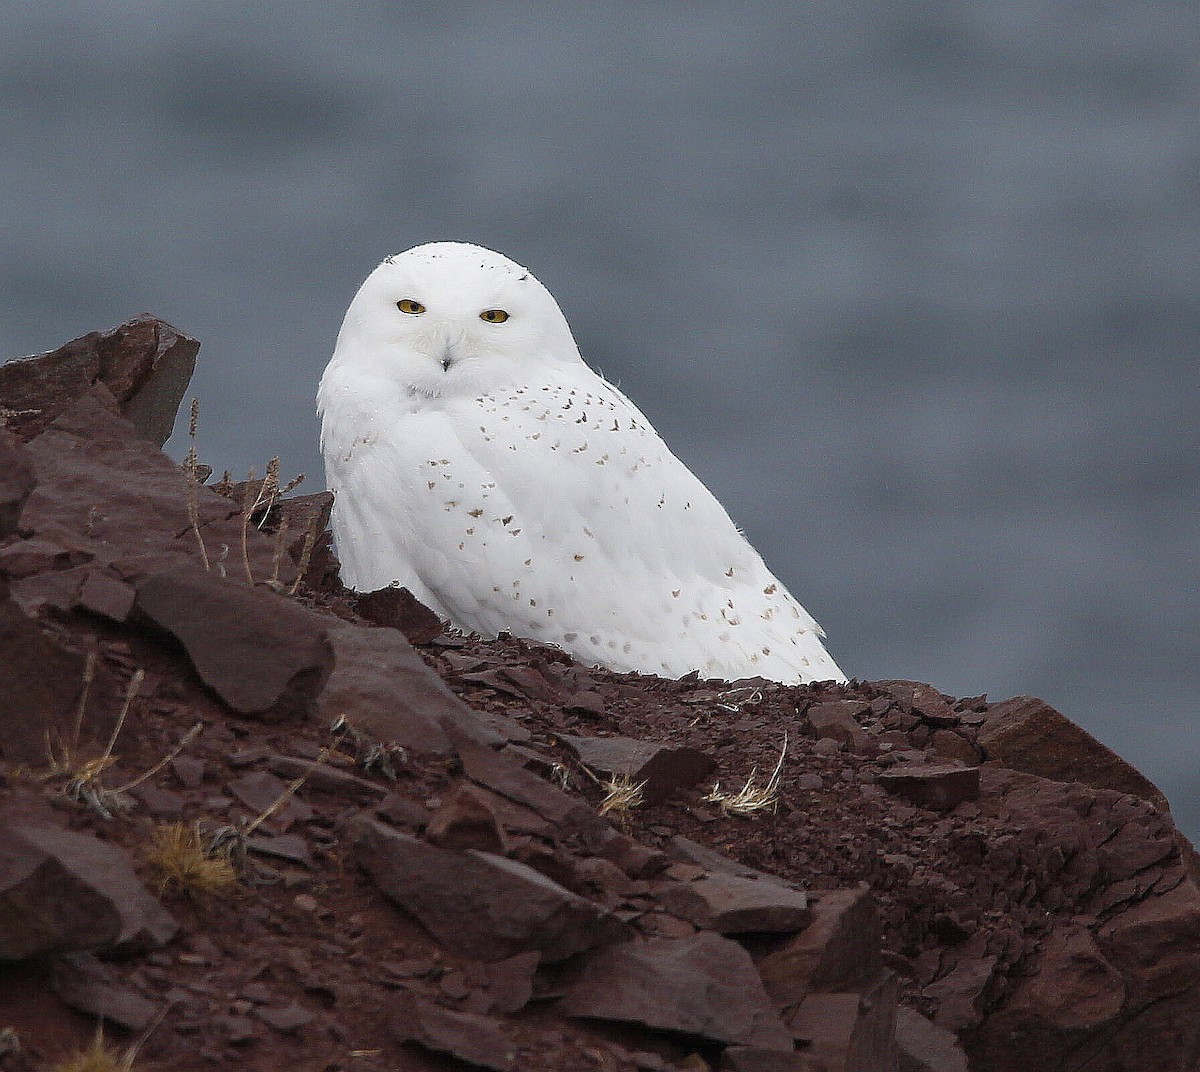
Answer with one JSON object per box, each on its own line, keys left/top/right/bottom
{"left": 459, "top": 742, "right": 597, "bottom": 832}
{"left": 0, "top": 822, "right": 176, "bottom": 958}
{"left": 805, "top": 701, "right": 871, "bottom": 751}
{"left": 0, "top": 430, "right": 36, "bottom": 538}
{"left": 923, "top": 955, "right": 997, "bottom": 1032}
{"left": 719, "top": 1047, "right": 809, "bottom": 1070}
{"left": 0, "top": 537, "right": 91, "bottom": 578}
{"left": 426, "top": 783, "right": 508, "bottom": 853}
{"left": 874, "top": 681, "right": 960, "bottom": 726}
{"left": 256, "top": 1002, "right": 314, "bottom": 1034}
{"left": 0, "top": 593, "right": 88, "bottom": 765}
{"left": 390, "top": 992, "right": 516, "bottom": 1071}
{"left": 228, "top": 770, "right": 314, "bottom": 827}
{"left": 877, "top": 764, "right": 980, "bottom": 811}
{"left": 787, "top": 973, "right": 900, "bottom": 1072}
{"left": 479, "top": 950, "right": 540, "bottom": 1015}
{"left": 657, "top": 872, "right": 810, "bottom": 934}
{"left": 73, "top": 569, "right": 137, "bottom": 622}
{"left": 318, "top": 620, "right": 507, "bottom": 755}
{"left": 972, "top": 926, "right": 1123, "bottom": 1062}
{"left": 353, "top": 818, "right": 629, "bottom": 961}
{"left": 0, "top": 314, "right": 198, "bottom": 446}
{"left": 757, "top": 885, "right": 881, "bottom": 1011}
{"left": 978, "top": 695, "right": 1169, "bottom": 808}
{"left": 354, "top": 583, "right": 444, "bottom": 643}
{"left": 51, "top": 951, "right": 161, "bottom": 1031}
{"left": 562, "top": 932, "right": 794, "bottom": 1050}
{"left": 561, "top": 734, "right": 717, "bottom": 804}
{"left": 135, "top": 567, "right": 333, "bottom": 720}
{"left": 894, "top": 1006, "right": 967, "bottom": 1072}
{"left": 246, "top": 833, "right": 315, "bottom": 868}
{"left": 20, "top": 387, "right": 297, "bottom": 586}
{"left": 1099, "top": 877, "right": 1200, "bottom": 1003}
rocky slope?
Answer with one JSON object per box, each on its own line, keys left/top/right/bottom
{"left": 1, "top": 318, "right": 1197, "bottom": 1071}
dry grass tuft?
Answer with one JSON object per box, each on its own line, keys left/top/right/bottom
{"left": 145, "top": 821, "right": 237, "bottom": 901}
{"left": 597, "top": 773, "right": 646, "bottom": 816}
{"left": 704, "top": 734, "right": 788, "bottom": 817}
{"left": 49, "top": 1026, "right": 136, "bottom": 1072}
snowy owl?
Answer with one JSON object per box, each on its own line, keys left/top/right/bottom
{"left": 318, "top": 242, "right": 845, "bottom": 684}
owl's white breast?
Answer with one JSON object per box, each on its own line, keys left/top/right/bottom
{"left": 319, "top": 355, "right": 844, "bottom": 684}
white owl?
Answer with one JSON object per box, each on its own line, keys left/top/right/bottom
{"left": 318, "top": 242, "right": 845, "bottom": 684}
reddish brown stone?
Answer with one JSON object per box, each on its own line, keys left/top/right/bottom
{"left": 426, "top": 782, "right": 508, "bottom": 853}
{"left": 135, "top": 568, "right": 333, "bottom": 720}
{"left": 73, "top": 569, "right": 137, "bottom": 623}
{"left": 354, "top": 583, "right": 444, "bottom": 643}
{"left": 0, "top": 594, "right": 87, "bottom": 765}
{"left": 0, "top": 315, "right": 198, "bottom": 446}
{"left": 894, "top": 1006, "right": 968, "bottom": 1072}
{"left": 787, "top": 973, "right": 900, "bottom": 1072}
{"left": 52, "top": 952, "right": 161, "bottom": 1031}
{"left": 0, "top": 822, "right": 176, "bottom": 958}
{"left": 877, "top": 764, "right": 980, "bottom": 811}
{"left": 657, "top": 872, "right": 810, "bottom": 934}
{"left": 562, "top": 733, "right": 717, "bottom": 804}
{"left": 390, "top": 992, "right": 515, "bottom": 1071}
{"left": 874, "top": 681, "right": 960, "bottom": 726}
{"left": 757, "top": 885, "right": 881, "bottom": 1011}
{"left": 0, "top": 430, "right": 35, "bottom": 538}
{"left": 353, "top": 818, "right": 629, "bottom": 961}
{"left": 979, "top": 695, "right": 1169, "bottom": 808}
{"left": 319, "top": 619, "right": 508, "bottom": 755}
{"left": 563, "top": 932, "right": 794, "bottom": 1050}
{"left": 805, "top": 701, "right": 871, "bottom": 751}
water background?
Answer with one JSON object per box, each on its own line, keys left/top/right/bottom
{"left": 3, "top": 3, "right": 1197, "bottom": 837}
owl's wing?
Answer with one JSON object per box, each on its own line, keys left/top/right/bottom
{"left": 327, "top": 363, "right": 842, "bottom": 683}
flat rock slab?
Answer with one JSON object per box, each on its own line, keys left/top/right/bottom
{"left": 979, "top": 695, "right": 1168, "bottom": 808}
{"left": 562, "top": 931, "right": 794, "bottom": 1050}
{"left": 135, "top": 568, "right": 333, "bottom": 720}
{"left": 0, "top": 822, "right": 176, "bottom": 959}
{"left": 561, "top": 734, "right": 717, "bottom": 804}
{"left": 52, "top": 951, "right": 161, "bottom": 1031}
{"left": 758, "top": 884, "right": 880, "bottom": 1010}
{"left": 353, "top": 818, "right": 629, "bottom": 962}
{"left": 319, "top": 620, "right": 512, "bottom": 755}
{"left": 657, "top": 872, "right": 810, "bottom": 934}
{"left": 877, "top": 764, "right": 980, "bottom": 812}
{"left": 391, "top": 993, "right": 516, "bottom": 1071}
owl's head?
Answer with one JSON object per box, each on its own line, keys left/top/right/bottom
{"left": 330, "top": 242, "right": 581, "bottom": 398}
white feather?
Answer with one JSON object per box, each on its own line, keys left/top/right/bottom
{"left": 318, "top": 242, "right": 845, "bottom": 684}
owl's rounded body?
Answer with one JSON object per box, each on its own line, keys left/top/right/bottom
{"left": 318, "top": 242, "right": 844, "bottom": 684}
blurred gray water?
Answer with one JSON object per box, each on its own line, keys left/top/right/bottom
{"left": 3, "top": 3, "right": 1197, "bottom": 835}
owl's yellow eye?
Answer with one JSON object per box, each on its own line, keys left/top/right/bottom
{"left": 397, "top": 299, "right": 426, "bottom": 315}
{"left": 480, "top": 309, "right": 509, "bottom": 324}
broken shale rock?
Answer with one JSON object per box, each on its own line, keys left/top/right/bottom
{"left": 563, "top": 931, "right": 795, "bottom": 1050}
{"left": 877, "top": 763, "right": 980, "bottom": 812}
{"left": 979, "top": 695, "right": 1168, "bottom": 808}
{"left": 561, "top": 733, "right": 717, "bottom": 804}
{"left": 757, "top": 884, "right": 881, "bottom": 1011}
{"left": 353, "top": 817, "right": 630, "bottom": 961}
{"left": 0, "top": 314, "right": 198, "bottom": 446}
{"left": 0, "top": 430, "right": 35, "bottom": 538}
{"left": 135, "top": 567, "right": 334, "bottom": 721}
{"left": 657, "top": 871, "right": 811, "bottom": 934}
{"left": 0, "top": 822, "right": 176, "bottom": 959}
{"left": 390, "top": 992, "right": 516, "bottom": 1071}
